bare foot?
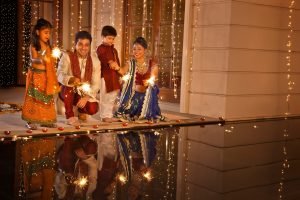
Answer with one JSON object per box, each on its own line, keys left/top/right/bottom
{"left": 67, "top": 117, "right": 80, "bottom": 126}
{"left": 101, "top": 117, "right": 120, "bottom": 123}
{"left": 78, "top": 113, "right": 88, "bottom": 121}
{"left": 26, "top": 122, "right": 38, "bottom": 130}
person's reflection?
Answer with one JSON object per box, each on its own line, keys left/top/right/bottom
{"left": 55, "top": 135, "right": 98, "bottom": 200}
{"left": 117, "top": 131, "right": 159, "bottom": 200}
{"left": 20, "top": 138, "right": 56, "bottom": 200}
{"left": 93, "top": 132, "right": 119, "bottom": 199}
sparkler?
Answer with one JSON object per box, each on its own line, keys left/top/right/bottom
{"left": 146, "top": 76, "right": 155, "bottom": 86}
{"left": 143, "top": 170, "right": 152, "bottom": 181}
{"left": 118, "top": 174, "right": 127, "bottom": 184}
{"left": 52, "top": 47, "right": 62, "bottom": 59}
{"left": 122, "top": 73, "right": 130, "bottom": 82}
{"left": 74, "top": 176, "right": 88, "bottom": 188}
{"left": 76, "top": 82, "right": 91, "bottom": 97}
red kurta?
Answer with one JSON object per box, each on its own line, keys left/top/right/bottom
{"left": 96, "top": 44, "right": 121, "bottom": 93}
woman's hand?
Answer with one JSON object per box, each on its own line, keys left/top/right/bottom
{"left": 143, "top": 79, "right": 149, "bottom": 87}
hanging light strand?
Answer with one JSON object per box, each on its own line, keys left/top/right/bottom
{"left": 70, "top": 0, "right": 75, "bottom": 49}
{"left": 79, "top": 0, "right": 83, "bottom": 30}
{"left": 142, "top": 0, "right": 147, "bottom": 37}
{"left": 279, "top": 1, "right": 295, "bottom": 199}
{"left": 171, "top": 0, "right": 178, "bottom": 99}
{"left": 115, "top": 0, "right": 124, "bottom": 60}
{"left": 22, "top": 0, "right": 32, "bottom": 74}
{"left": 55, "top": 0, "right": 60, "bottom": 47}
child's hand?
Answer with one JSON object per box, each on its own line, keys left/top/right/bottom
{"left": 109, "top": 61, "right": 119, "bottom": 70}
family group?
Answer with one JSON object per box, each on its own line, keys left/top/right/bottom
{"left": 21, "top": 18, "right": 165, "bottom": 130}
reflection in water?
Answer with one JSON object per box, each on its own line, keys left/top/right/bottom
{"left": 55, "top": 135, "right": 98, "bottom": 199}
{"left": 181, "top": 118, "right": 300, "bottom": 200}
{"left": 2, "top": 118, "right": 300, "bottom": 199}
{"left": 12, "top": 128, "right": 178, "bottom": 200}
{"left": 20, "top": 139, "right": 56, "bottom": 199}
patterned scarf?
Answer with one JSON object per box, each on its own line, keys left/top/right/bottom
{"left": 68, "top": 51, "right": 93, "bottom": 82}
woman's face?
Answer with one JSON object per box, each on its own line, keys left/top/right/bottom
{"left": 132, "top": 43, "right": 145, "bottom": 60}
{"left": 37, "top": 28, "right": 51, "bottom": 44}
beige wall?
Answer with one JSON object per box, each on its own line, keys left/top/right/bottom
{"left": 177, "top": 1, "right": 300, "bottom": 200}
{"left": 181, "top": 0, "right": 300, "bottom": 120}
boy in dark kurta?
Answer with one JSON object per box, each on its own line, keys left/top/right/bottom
{"left": 96, "top": 25, "right": 121, "bottom": 122}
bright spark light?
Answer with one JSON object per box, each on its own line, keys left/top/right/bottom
{"left": 122, "top": 74, "right": 130, "bottom": 82}
{"left": 143, "top": 171, "right": 153, "bottom": 181}
{"left": 74, "top": 176, "right": 88, "bottom": 188}
{"left": 118, "top": 174, "right": 127, "bottom": 184}
{"left": 52, "top": 47, "right": 62, "bottom": 59}
{"left": 147, "top": 76, "right": 155, "bottom": 86}
{"left": 81, "top": 83, "right": 91, "bottom": 93}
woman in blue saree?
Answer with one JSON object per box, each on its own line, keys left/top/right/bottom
{"left": 113, "top": 37, "right": 164, "bottom": 122}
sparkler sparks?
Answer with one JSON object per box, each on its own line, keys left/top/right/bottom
{"left": 74, "top": 176, "right": 88, "bottom": 188}
{"left": 147, "top": 76, "right": 155, "bottom": 86}
{"left": 52, "top": 47, "right": 62, "bottom": 59}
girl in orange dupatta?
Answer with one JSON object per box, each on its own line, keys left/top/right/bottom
{"left": 22, "top": 18, "right": 60, "bottom": 130}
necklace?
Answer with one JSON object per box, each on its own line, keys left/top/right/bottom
{"left": 136, "top": 60, "right": 148, "bottom": 75}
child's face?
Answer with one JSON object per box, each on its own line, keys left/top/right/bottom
{"left": 37, "top": 28, "right": 51, "bottom": 44}
{"left": 103, "top": 35, "right": 115, "bottom": 46}
{"left": 75, "top": 38, "right": 91, "bottom": 58}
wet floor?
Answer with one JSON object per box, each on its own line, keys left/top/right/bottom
{"left": 1, "top": 117, "right": 299, "bottom": 200}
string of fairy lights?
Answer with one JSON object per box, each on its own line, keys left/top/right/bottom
{"left": 70, "top": 0, "right": 75, "bottom": 49}
{"left": 55, "top": 0, "right": 60, "bottom": 47}
{"left": 170, "top": 0, "right": 178, "bottom": 99}
{"left": 279, "top": 1, "right": 295, "bottom": 199}
{"left": 124, "top": 0, "right": 130, "bottom": 60}
{"left": 159, "top": 1, "right": 172, "bottom": 88}
{"left": 22, "top": 0, "right": 32, "bottom": 74}
{"left": 0, "top": 0, "right": 18, "bottom": 86}
{"left": 142, "top": 0, "right": 148, "bottom": 37}
{"left": 188, "top": 1, "right": 200, "bottom": 95}
{"left": 32, "top": 1, "right": 38, "bottom": 21}
{"left": 114, "top": 0, "right": 124, "bottom": 58}
{"left": 79, "top": 0, "right": 83, "bottom": 30}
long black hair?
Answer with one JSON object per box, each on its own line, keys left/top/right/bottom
{"left": 31, "top": 18, "right": 53, "bottom": 51}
